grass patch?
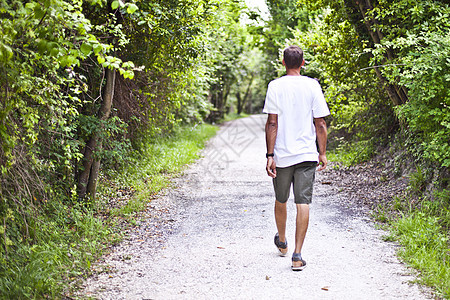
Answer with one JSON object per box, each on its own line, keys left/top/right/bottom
{"left": 0, "top": 201, "right": 115, "bottom": 299}
{"left": 222, "top": 112, "right": 249, "bottom": 123}
{"left": 372, "top": 203, "right": 390, "bottom": 223}
{"left": 110, "top": 123, "right": 218, "bottom": 216}
{"left": 373, "top": 189, "right": 450, "bottom": 299}
{"left": 389, "top": 210, "right": 450, "bottom": 298}
{"left": 328, "top": 139, "right": 374, "bottom": 166}
{"left": 373, "top": 189, "right": 450, "bottom": 298}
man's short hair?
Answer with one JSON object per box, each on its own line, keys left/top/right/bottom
{"left": 283, "top": 46, "right": 304, "bottom": 69}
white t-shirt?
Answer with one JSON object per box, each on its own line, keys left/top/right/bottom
{"left": 263, "top": 75, "right": 330, "bottom": 168}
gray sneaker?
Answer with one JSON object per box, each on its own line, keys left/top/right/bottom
{"left": 274, "top": 233, "right": 288, "bottom": 256}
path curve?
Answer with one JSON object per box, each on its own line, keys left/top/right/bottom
{"left": 82, "top": 115, "right": 430, "bottom": 299}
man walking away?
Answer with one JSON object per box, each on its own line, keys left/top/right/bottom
{"left": 263, "top": 45, "right": 330, "bottom": 271}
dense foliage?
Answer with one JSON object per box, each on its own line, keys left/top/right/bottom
{"left": 0, "top": 0, "right": 256, "bottom": 297}
{"left": 1, "top": 0, "right": 448, "bottom": 297}
{"left": 270, "top": 0, "right": 450, "bottom": 179}
{"left": 260, "top": 0, "right": 449, "bottom": 296}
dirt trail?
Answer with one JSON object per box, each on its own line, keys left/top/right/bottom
{"left": 81, "top": 115, "right": 431, "bottom": 299}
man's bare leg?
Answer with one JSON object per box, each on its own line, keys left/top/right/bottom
{"left": 293, "top": 203, "right": 309, "bottom": 267}
{"left": 274, "top": 200, "right": 288, "bottom": 253}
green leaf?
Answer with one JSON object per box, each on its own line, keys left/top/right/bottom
{"left": 25, "top": 2, "right": 36, "bottom": 10}
{"left": 50, "top": 47, "right": 61, "bottom": 57}
{"left": 126, "top": 3, "right": 138, "bottom": 14}
{"left": 36, "top": 39, "right": 48, "bottom": 53}
{"left": 80, "top": 43, "right": 92, "bottom": 56}
{"left": 126, "top": 70, "right": 134, "bottom": 79}
{"left": 1, "top": 45, "right": 13, "bottom": 61}
{"left": 34, "top": 6, "right": 46, "bottom": 20}
{"left": 46, "top": 42, "right": 58, "bottom": 51}
{"left": 97, "top": 55, "right": 105, "bottom": 64}
{"left": 58, "top": 55, "right": 68, "bottom": 67}
{"left": 111, "top": 0, "right": 119, "bottom": 10}
{"left": 59, "top": 55, "right": 77, "bottom": 67}
{"left": 122, "top": 61, "right": 135, "bottom": 68}
{"left": 92, "top": 43, "right": 103, "bottom": 55}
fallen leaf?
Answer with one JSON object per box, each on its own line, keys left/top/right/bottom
{"left": 265, "top": 275, "right": 270, "bottom": 280}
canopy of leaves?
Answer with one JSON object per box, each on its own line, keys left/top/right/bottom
{"left": 0, "top": 0, "right": 258, "bottom": 296}
{"left": 283, "top": 0, "right": 450, "bottom": 169}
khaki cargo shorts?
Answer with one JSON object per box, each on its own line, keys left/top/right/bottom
{"left": 273, "top": 161, "right": 316, "bottom": 204}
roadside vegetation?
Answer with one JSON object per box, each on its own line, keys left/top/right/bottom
{"left": 330, "top": 147, "right": 450, "bottom": 298}
{"left": 0, "top": 123, "right": 217, "bottom": 299}
{"left": 1, "top": 0, "right": 449, "bottom": 298}
{"left": 381, "top": 166, "right": 450, "bottom": 298}
{"left": 0, "top": 0, "right": 256, "bottom": 298}
{"left": 260, "top": 0, "right": 449, "bottom": 298}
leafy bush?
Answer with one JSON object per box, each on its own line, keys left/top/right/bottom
{"left": 0, "top": 122, "right": 218, "bottom": 298}
{"left": 0, "top": 0, "right": 227, "bottom": 297}
{"left": 392, "top": 31, "right": 450, "bottom": 167}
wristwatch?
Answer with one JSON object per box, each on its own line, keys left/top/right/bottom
{"left": 266, "top": 153, "right": 274, "bottom": 158}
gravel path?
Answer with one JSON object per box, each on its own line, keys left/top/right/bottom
{"left": 81, "top": 115, "right": 431, "bottom": 299}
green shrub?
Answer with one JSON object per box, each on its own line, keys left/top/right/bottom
{"left": 393, "top": 31, "right": 450, "bottom": 168}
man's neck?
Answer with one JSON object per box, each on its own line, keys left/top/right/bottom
{"left": 285, "top": 68, "right": 301, "bottom": 76}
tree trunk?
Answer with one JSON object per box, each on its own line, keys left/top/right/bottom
{"left": 86, "top": 159, "right": 101, "bottom": 200}
{"left": 236, "top": 74, "right": 254, "bottom": 115}
{"left": 223, "top": 83, "right": 231, "bottom": 116}
{"left": 246, "top": 89, "right": 253, "bottom": 114}
{"left": 77, "top": 136, "right": 97, "bottom": 199}
{"left": 78, "top": 68, "right": 116, "bottom": 200}
{"left": 236, "top": 91, "right": 242, "bottom": 114}
{"left": 355, "top": 0, "right": 408, "bottom": 105}
{"left": 242, "top": 74, "right": 254, "bottom": 113}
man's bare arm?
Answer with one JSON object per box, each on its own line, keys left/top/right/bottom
{"left": 314, "top": 117, "right": 328, "bottom": 171}
{"left": 265, "top": 114, "right": 278, "bottom": 177}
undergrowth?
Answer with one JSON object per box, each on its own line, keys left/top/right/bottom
{"left": 327, "top": 138, "right": 377, "bottom": 167}
{"left": 376, "top": 186, "right": 450, "bottom": 299}
{"left": 390, "top": 207, "right": 450, "bottom": 298}
{"left": 0, "top": 201, "right": 115, "bottom": 299}
{"left": 381, "top": 189, "right": 450, "bottom": 299}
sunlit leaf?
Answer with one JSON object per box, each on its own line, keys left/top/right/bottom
{"left": 111, "top": 0, "right": 119, "bottom": 10}
{"left": 126, "top": 3, "right": 138, "bottom": 14}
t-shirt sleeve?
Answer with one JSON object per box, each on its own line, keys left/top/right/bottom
{"left": 311, "top": 80, "right": 330, "bottom": 118}
{"left": 262, "top": 82, "right": 279, "bottom": 114}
